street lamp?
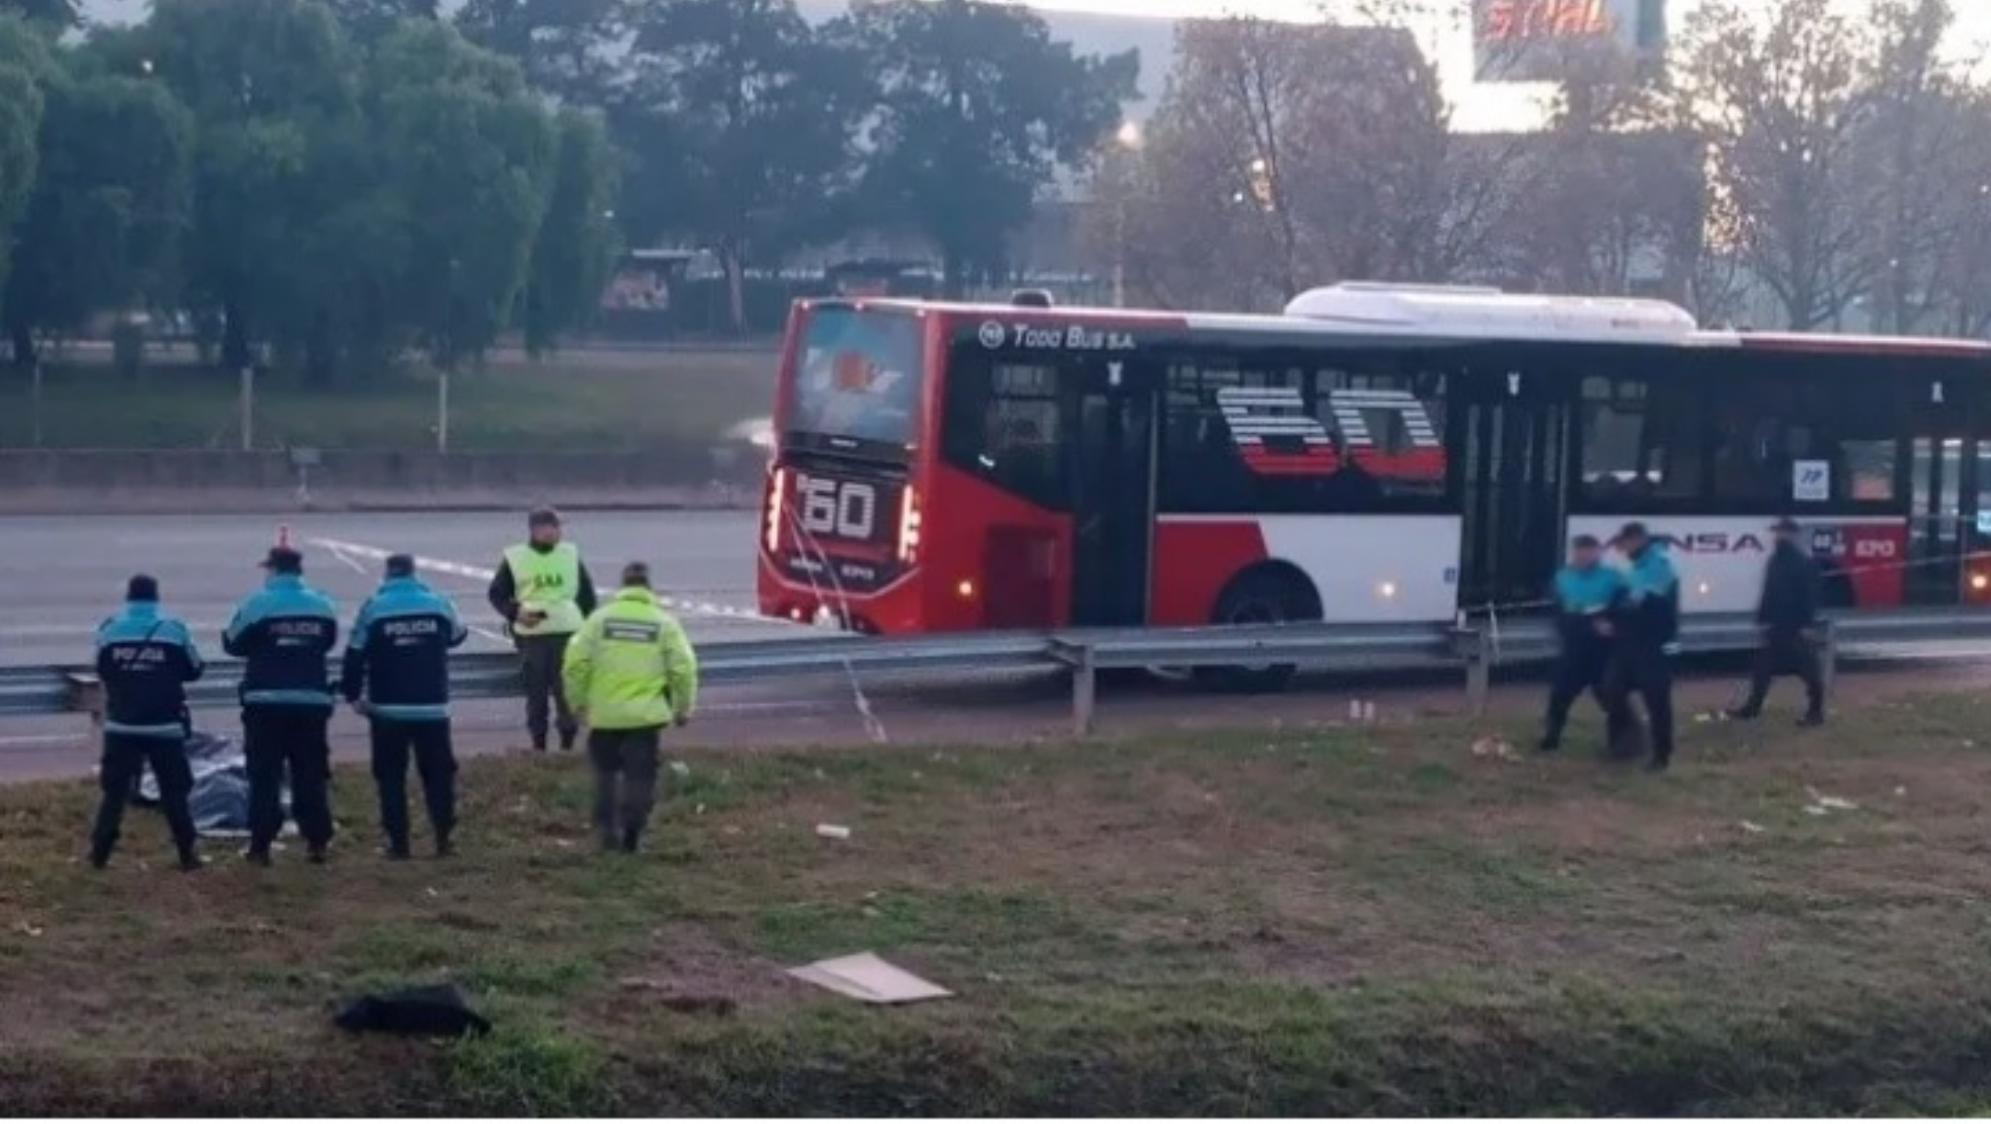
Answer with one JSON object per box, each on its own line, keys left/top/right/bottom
{"left": 1112, "top": 121, "right": 1143, "bottom": 308}
{"left": 1246, "top": 156, "right": 1276, "bottom": 213}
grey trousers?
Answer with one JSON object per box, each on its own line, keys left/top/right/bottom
{"left": 588, "top": 726, "right": 662, "bottom": 844}
{"left": 516, "top": 633, "right": 578, "bottom": 748}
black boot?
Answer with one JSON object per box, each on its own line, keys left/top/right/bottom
{"left": 178, "top": 849, "right": 205, "bottom": 873}
{"left": 244, "top": 847, "right": 272, "bottom": 867}
{"left": 621, "top": 827, "right": 641, "bottom": 854}
{"left": 89, "top": 843, "right": 112, "bottom": 870}
{"left": 434, "top": 833, "right": 454, "bottom": 859}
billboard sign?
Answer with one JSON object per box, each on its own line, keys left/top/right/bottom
{"left": 1473, "top": 0, "right": 1667, "bottom": 83}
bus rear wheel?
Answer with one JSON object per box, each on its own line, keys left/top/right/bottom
{"left": 1198, "top": 569, "right": 1320, "bottom": 693}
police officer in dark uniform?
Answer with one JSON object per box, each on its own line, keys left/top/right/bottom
{"left": 224, "top": 546, "right": 339, "bottom": 865}
{"left": 1731, "top": 516, "right": 1826, "bottom": 726}
{"left": 1539, "top": 535, "right": 1629, "bottom": 752}
{"left": 342, "top": 554, "right": 469, "bottom": 859}
{"left": 1605, "top": 522, "right": 1682, "bottom": 772}
{"left": 90, "top": 575, "right": 205, "bottom": 871}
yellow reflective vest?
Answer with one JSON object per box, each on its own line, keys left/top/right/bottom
{"left": 504, "top": 542, "right": 584, "bottom": 636}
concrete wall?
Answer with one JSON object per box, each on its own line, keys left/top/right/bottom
{"left": 0, "top": 447, "right": 765, "bottom": 513}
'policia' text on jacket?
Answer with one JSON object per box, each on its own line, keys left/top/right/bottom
{"left": 97, "top": 600, "right": 204, "bottom": 737}
{"left": 223, "top": 574, "right": 339, "bottom": 707}
{"left": 341, "top": 576, "right": 469, "bottom": 721}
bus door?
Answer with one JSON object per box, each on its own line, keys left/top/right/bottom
{"left": 1908, "top": 374, "right": 1972, "bottom": 604}
{"left": 1068, "top": 356, "right": 1157, "bottom": 627}
{"left": 1457, "top": 367, "right": 1571, "bottom": 611}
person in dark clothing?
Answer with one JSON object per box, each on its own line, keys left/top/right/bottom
{"left": 1732, "top": 517, "right": 1826, "bottom": 726}
{"left": 1540, "top": 535, "right": 1631, "bottom": 752}
{"left": 1603, "top": 522, "right": 1682, "bottom": 773}
{"left": 90, "top": 575, "right": 205, "bottom": 871}
{"left": 487, "top": 509, "right": 598, "bottom": 751}
{"left": 224, "top": 546, "right": 339, "bottom": 865}
{"left": 342, "top": 554, "right": 469, "bottom": 859}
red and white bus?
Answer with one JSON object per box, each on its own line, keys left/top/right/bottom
{"left": 758, "top": 283, "right": 1991, "bottom": 637}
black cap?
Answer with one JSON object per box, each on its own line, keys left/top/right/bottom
{"left": 621, "top": 561, "right": 651, "bottom": 587}
{"left": 528, "top": 507, "right": 562, "bottom": 529}
{"left": 262, "top": 546, "right": 303, "bottom": 574}
{"left": 126, "top": 574, "right": 159, "bottom": 602}
{"left": 1772, "top": 516, "right": 1802, "bottom": 533}
{"left": 385, "top": 553, "right": 416, "bottom": 578}
{"left": 1571, "top": 534, "right": 1601, "bottom": 550}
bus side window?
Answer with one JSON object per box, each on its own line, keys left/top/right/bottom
{"left": 941, "top": 355, "right": 1067, "bottom": 510}
{"left": 1159, "top": 362, "right": 1257, "bottom": 513}
{"left": 1579, "top": 375, "right": 1702, "bottom": 507}
{"left": 1156, "top": 353, "right": 1448, "bottom": 515}
{"left": 1710, "top": 379, "right": 1806, "bottom": 507}
{"left": 1309, "top": 365, "right": 1448, "bottom": 500}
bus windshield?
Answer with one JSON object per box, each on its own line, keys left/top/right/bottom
{"left": 789, "top": 307, "right": 924, "bottom": 453}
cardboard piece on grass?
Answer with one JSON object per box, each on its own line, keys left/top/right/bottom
{"left": 786, "top": 953, "right": 952, "bottom": 1005}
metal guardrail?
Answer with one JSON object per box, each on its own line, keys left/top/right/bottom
{"left": 17, "top": 608, "right": 1991, "bottom": 735}
{"left": 1461, "top": 607, "right": 1991, "bottom": 665}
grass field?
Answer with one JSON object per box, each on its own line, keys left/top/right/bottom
{"left": 7, "top": 693, "right": 1991, "bottom": 1113}
{"left": 0, "top": 347, "right": 778, "bottom": 452}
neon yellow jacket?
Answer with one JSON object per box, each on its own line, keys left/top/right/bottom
{"left": 561, "top": 587, "right": 699, "bottom": 731}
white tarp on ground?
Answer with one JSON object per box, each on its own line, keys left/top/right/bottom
{"left": 786, "top": 953, "right": 952, "bottom": 1004}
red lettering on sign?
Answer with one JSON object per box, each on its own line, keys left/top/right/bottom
{"left": 1483, "top": 0, "right": 1613, "bottom": 41}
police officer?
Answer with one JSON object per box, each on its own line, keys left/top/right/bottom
{"left": 224, "top": 546, "right": 339, "bottom": 865}
{"left": 488, "top": 508, "right": 597, "bottom": 752}
{"left": 562, "top": 562, "right": 699, "bottom": 854}
{"left": 90, "top": 575, "right": 205, "bottom": 872}
{"left": 1539, "top": 535, "right": 1629, "bottom": 753}
{"left": 1732, "top": 517, "right": 1826, "bottom": 726}
{"left": 1604, "top": 522, "right": 1682, "bottom": 772}
{"left": 342, "top": 554, "right": 469, "bottom": 860}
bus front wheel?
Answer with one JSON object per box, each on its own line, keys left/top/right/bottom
{"left": 1198, "top": 568, "right": 1320, "bottom": 693}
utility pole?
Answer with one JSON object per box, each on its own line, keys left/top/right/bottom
{"left": 239, "top": 365, "right": 254, "bottom": 452}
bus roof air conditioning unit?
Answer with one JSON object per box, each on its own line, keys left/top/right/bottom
{"left": 1010, "top": 289, "right": 1054, "bottom": 308}
{"left": 1283, "top": 282, "right": 1698, "bottom": 344}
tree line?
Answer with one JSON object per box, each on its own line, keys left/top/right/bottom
{"left": 12, "top": 0, "right": 1985, "bottom": 368}
{"left": 0, "top": 0, "right": 1138, "bottom": 379}
{"left": 1099, "top": 0, "right": 1991, "bottom": 336}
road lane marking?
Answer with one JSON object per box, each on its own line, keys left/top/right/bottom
{"left": 468, "top": 624, "right": 510, "bottom": 644}
{"left": 321, "top": 541, "right": 371, "bottom": 575}
{"left": 308, "top": 537, "right": 794, "bottom": 627}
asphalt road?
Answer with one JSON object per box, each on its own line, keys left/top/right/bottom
{"left": 9, "top": 511, "right": 1991, "bottom": 792}
{"left": 0, "top": 510, "right": 780, "bottom": 668}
